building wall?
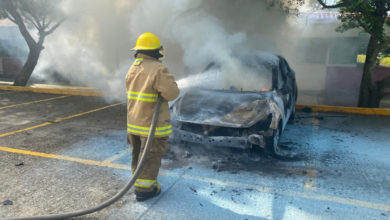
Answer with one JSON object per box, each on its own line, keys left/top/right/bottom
{"left": 0, "top": 26, "right": 26, "bottom": 77}
{"left": 282, "top": 20, "right": 373, "bottom": 92}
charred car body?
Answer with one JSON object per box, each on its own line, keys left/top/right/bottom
{"left": 170, "top": 52, "right": 297, "bottom": 155}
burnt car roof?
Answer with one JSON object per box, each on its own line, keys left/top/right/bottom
{"left": 203, "top": 51, "right": 281, "bottom": 73}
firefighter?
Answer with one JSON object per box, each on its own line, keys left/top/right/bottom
{"left": 126, "top": 33, "right": 180, "bottom": 201}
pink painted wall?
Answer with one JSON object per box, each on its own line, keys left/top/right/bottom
{"left": 325, "top": 66, "right": 390, "bottom": 92}
{"left": 1, "top": 58, "right": 23, "bottom": 76}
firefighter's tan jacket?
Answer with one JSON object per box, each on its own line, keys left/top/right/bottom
{"left": 126, "top": 54, "right": 180, "bottom": 138}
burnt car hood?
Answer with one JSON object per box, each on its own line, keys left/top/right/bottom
{"left": 173, "top": 89, "right": 276, "bottom": 128}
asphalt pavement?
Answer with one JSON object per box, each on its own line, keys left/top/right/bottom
{"left": 0, "top": 91, "right": 389, "bottom": 220}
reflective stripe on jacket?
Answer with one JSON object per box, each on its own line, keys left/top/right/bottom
{"left": 126, "top": 54, "right": 180, "bottom": 138}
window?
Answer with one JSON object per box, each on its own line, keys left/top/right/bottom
{"left": 295, "top": 38, "right": 328, "bottom": 64}
{"left": 0, "top": 40, "right": 18, "bottom": 58}
{"left": 0, "top": 39, "right": 27, "bottom": 58}
{"left": 278, "top": 62, "right": 286, "bottom": 90}
{"left": 280, "top": 59, "right": 290, "bottom": 74}
{"left": 329, "top": 37, "right": 361, "bottom": 64}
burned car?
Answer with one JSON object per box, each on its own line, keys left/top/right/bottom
{"left": 170, "top": 52, "right": 297, "bottom": 155}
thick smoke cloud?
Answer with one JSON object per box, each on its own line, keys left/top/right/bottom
{"left": 29, "top": 0, "right": 303, "bottom": 102}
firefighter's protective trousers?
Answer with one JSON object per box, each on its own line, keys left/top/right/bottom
{"left": 128, "top": 134, "right": 167, "bottom": 192}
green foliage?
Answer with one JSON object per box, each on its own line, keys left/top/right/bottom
{"left": 0, "top": 0, "right": 65, "bottom": 31}
{"left": 356, "top": 51, "right": 390, "bottom": 67}
{"left": 381, "top": 45, "right": 390, "bottom": 57}
{"left": 267, "top": 0, "right": 307, "bottom": 16}
{"left": 357, "top": 54, "right": 366, "bottom": 64}
{"left": 288, "top": 0, "right": 390, "bottom": 42}
{"left": 380, "top": 57, "right": 390, "bottom": 67}
{"left": 335, "top": 0, "right": 388, "bottom": 41}
{"left": 0, "top": 3, "right": 8, "bottom": 19}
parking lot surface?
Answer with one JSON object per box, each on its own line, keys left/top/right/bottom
{"left": 0, "top": 91, "right": 389, "bottom": 220}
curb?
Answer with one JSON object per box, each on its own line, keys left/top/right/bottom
{"left": 296, "top": 104, "right": 390, "bottom": 116}
{"left": 0, "top": 85, "right": 105, "bottom": 97}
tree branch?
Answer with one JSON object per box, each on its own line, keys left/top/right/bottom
{"left": 379, "top": 37, "right": 390, "bottom": 49}
{"left": 20, "top": 0, "right": 42, "bottom": 30}
{"left": 45, "top": 16, "right": 54, "bottom": 29}
{"left": 44, "top": 16, "right": 67, "bottom": 36}
{"left": 20, "top": 8, "right": 39, "bottom": 30}
{"left": 6, "top": 15, "right": 16, "bottom": 24}
{"left": 317, "top": 0, "right": 347, "bottom": 9}
{"left": 1, "top": 0, "right": 37, "bottom": 49}
{"left": 356, "top": 16, "right": 375, "bottom": 36}
{"left": 42, "top": 15, "right": 46, "bottom": 29}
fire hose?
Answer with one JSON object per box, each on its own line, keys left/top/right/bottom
{"left": 2, "top": 95, "right": 163, "bottom": 220}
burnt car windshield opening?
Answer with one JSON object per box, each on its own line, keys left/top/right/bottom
{"left": 203, "top": 56, "right": 273, "bottom": 92}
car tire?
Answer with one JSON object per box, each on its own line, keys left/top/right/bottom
{"left": 288, "top": 104, "right": 296, "bottom": 124}
{"left": 265, "top": 126, "right": 283, "bottom": 156}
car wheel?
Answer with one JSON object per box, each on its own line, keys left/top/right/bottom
{"left": 265, "top": 126, "right": 284, "bottom": 156}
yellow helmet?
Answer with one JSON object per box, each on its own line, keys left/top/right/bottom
{"left": 132, "top": 33, "right": 161, "bottom": 50}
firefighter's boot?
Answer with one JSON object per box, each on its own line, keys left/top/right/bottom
{"left": 135, "top": 185, "right": 161, "bottom": 202}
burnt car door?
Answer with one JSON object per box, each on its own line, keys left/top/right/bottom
{"left": 280, "top": 58, "right": 297, "bottom": 112}
{"left": 275, "top": 57, "right": 294, "bottom": 122}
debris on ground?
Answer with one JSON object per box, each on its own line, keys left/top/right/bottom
{"left": 188, "top": 167, "right": 192, "bottom": 170}
{"left": 162, "top": 150, "right": 176, "bottom": 160}
{"left": 246, "top": 188, "right": 253, "bottom": 191}
{"left": 232, "top": 189, "right": 241, "bottom": 195}
{"left": 199, "top": 203, "right": 203, "bottom": 206}
{"left": 301, "top": 107, "right": 312, "bottom": 113}
{"left": 315, "top": 116, "right": 325, "bottom": 120}
{"left": 211, "top": 163, "right": 220, "bottom": 171}
{"left": 190, "top": 187, "right": 197, "bottom": 193}
{"left": 15, "top": 162, "right": 24, "bottom": 166}
{"left": 2, "top": 200, "right": 13, "bottom": 206}
{"left": 182, "top": 151, "right": 192, "bottom": 158}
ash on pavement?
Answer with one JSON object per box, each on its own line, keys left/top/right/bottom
{"left": 1, "top": 91, "right": 390, "bottom": 220}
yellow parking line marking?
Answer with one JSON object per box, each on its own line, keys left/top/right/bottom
{"left": 0, "top": 122, "right": 52, "bottom": 138}
{"left": 0, "top": 145, "right": 389, "bottom": 212}
{"left": 52, "top": 102, "right": 124, "bottom": 123}
{"left": 0, "top": 102, "right": 123, "bottom": 138}
{"left": 0, "top": 146, "right": 130, "bottom": 170}
{"left": 102, "top": 147, "right": 132, "bottom": 164}
{"left": 0, "top": 95, "right": 70, "bottom": 110}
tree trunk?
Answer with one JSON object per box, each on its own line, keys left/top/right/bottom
{"left": 13, "top": 46, "right": 42, "bottom": 86}
{"left": 358, "top": 36, "right": 381, "bottom": 108}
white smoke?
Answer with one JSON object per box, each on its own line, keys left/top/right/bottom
{"left": 27, "top": 0, "right": 303, "bottom": 102}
